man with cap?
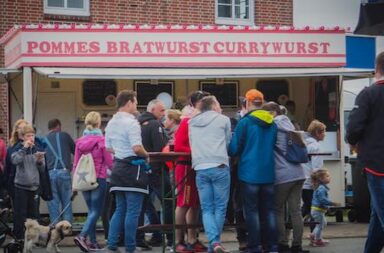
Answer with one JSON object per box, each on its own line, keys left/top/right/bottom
{"left": 229, "top": 89, "right": 278, "bottom": 253}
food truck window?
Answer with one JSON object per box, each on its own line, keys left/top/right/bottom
{"left": 83, "top": 80, "right": 117, "bottom": 106}
{"left": 200, "top": 80, "right": 239, "bottom": 107}
{"left": 135, "top": 80, "right": 174, "bottom": 107}
{"left": 256, "top": 80, "right": 289, "bottom": 103}
{"left": 313, "top": 77, "right": 338, "bottom": 131}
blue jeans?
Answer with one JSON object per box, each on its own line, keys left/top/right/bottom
{"left": 196, "top": 166, "right": 230, "bottom": 248}
{"left": 311, "top": 210, "right": 326, "bottom": 240}
{"left": 240, "top": 181, "right": 278, "bottom": 253}
{"left": 364, "top": 173, "right": 384, "bottom": 253}
{"left": 108, "top": 191, "right": 145, "bottom": 253}
{"left": 80, "top": 178, "right": 107, "bottom": 243}
{"left": 47, "top": 169, "right": 73, "bottom": 224}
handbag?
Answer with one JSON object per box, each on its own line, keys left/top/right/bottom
{"left": 277, "top": 130, "right": 309, "bottom": 164}
{"left": 72, "top": 153, "right": 98, "bottom": 191}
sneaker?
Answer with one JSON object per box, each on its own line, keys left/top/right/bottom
{"left": 175, "top": 243, "right": 194, "bottom": 253}
{"left": 190, "top": 240, "right": 208, "bottom": 252}
{"left": 310, "top": 239, "right": 326, "bottom": 247}
{"left": 238, "top": 241, "right": 247, "bottom": 252}
{"left": 278, "top": 244, "right": 290, "bottom": 253}
{"left": 136, "top": 240, "right": 153, "bottom": 251}
{"left": 290, "top": 245, "right": 310, "bottom": 253}
{"left": 89, "top": 242, "right": 104, "bottom": 251}
{"left": 148, "top": 237, "right": 163, "bottom": 247}
{"left": 213, "top": 243, "right": 229, "bottom": 253}
{"left": 307, "top": 233, "right": 315, "bottom": 243}
{"left": 74, "top": 235, "right": 89, "bottom": 252}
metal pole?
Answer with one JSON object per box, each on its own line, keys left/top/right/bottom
{"left": 23, "top": 67, "right": 33, "bottom": 123}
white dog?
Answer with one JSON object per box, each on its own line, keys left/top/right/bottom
{"left": 23, "top": 219, "right": 72, "bottom": 253}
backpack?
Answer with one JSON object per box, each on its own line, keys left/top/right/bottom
{"left": 277, "top": 130, "right": 309, "bottom": 164}
{"left": 72, "top": 153, "right": 98, "bottom": 191}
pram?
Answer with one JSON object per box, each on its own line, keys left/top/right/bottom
{"left": 0, "top": 191, "right": 23, "bottom": 253}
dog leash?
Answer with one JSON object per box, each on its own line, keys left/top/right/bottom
{"left": 49, "top": 192, "right": 77, "bottom": 227}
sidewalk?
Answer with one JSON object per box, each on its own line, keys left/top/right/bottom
{"left": 57, "top": 222, "right": 368, "bottom": 247}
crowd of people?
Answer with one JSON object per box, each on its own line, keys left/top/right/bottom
{"left": 1, "top": 52, "right": 384, "bottom": 253}
{"left": 0, "top": 86, "right": 340, "bottom": 253}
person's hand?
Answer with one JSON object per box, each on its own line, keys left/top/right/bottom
{"left": 333, "top": 202, "right": 342, "bottom": 207}
{"left": 23, "top": 139, "right": 34, "bottom": 148}
{"left": 34, "top": 151, "right": 45, "bottom": 161}
{"left": 350, "top": 144, "right": 359, "bottom": 154}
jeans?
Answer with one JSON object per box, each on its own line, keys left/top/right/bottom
{"left": 196, "top": 166, "right": 230, "bottom": 248}
{"left": 275, "top": 180, "right": 304, "bottom": 247}
{"left": 241, "top": 181, "right": 278, "bottom": 253}
{"left": 47, "top": 169, "right": 73, "bottom": 224}
{"left": 364, "top": 173, "right": 384, "bottom": 253}
{"left": 13, "top": 187, "right": 38, "bottom": 239}
{"left": 108, "top": 191, "right": 145, "bottom": 253}
{"left": 80, "top": 178, "right": 107, "bottom": 243}
{"left": 311, "top": 210, "right": 326, "bottom": 240}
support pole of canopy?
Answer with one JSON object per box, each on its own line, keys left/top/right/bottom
{"left": 23, "top": 67, "right": 33, "bottom": 123}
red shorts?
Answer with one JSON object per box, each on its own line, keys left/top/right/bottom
{"left": 175, "top": 163, "right": 199, "bottom": 208}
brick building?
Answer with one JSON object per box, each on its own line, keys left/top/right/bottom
{"left": 0, "top": 0, "right": 293, "bottom": 139}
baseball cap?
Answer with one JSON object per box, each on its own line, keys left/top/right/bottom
{"left": 245, "top": 89, "right": 264, "bottom": 103}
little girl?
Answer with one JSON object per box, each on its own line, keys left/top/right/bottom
{"left": 310, "top": 169, "right": 340, "bottom": 247}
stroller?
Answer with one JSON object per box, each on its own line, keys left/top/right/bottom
{"left": 0, "top": 191, "right": 23, "bottom": 253}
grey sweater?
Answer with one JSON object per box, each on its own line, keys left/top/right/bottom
{"left": 189, "top": 110, "right": 231, "bottom": 170}
{"left": 11, "top": 147, "right": 45, "bottom": 191}
{"left": 274, "top": 115, "right": 305, "bottom": 185}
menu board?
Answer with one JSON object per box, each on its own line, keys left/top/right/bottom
{"left": 83, "top": 80, "right": 117, "bottom": 106}
{"left": 257, "top": 80, "right": 289, "bottom": 103}
{"left": 135, "top": 81, "right": 174, "bottom": 106}
{"left": 200, "top": 81, "right": 238, "bottom": 107}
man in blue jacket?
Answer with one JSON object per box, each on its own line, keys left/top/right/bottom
{"left": 229, "top": 89, "right": 278, "bottom": 253}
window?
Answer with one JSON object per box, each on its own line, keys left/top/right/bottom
{"left": 44, "top": 0, "right": 90, "bottom": 16}
{"left": 135, "top": 81, "right": 174, "bottom": 107}
{"left": 256, "top": 80, "right": 289, "bottom": 103}
{"left": 200, "top": 80, "right": 239, "bottom": 107}
{"left": 215, "top": 0, "right": 254, "bottom": 26}
{"left": 82, "top": 80, "right": 117, "bottom": 106}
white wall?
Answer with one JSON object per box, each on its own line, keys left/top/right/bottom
{"left": 293, "top": 0, "right": 361, "bottom": 31}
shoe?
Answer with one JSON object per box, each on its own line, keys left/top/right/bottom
{"left": 213, "top": 243, "right": 229, "bottom": 253}
{"left": 290, "top": 245, "right": 310, "bottom": 253}
{"left": 175, "top": 243, "right": 194, "bottom": 253}
{"left": 106, "top": 248, "right": 124, "bottom": 253}
{"left": 89, "top": 242, "right": 104, "bottom": 251}
{"left": 307, "top": 233, "right": 315, "bottom": 243}
{"left": 278, "top": 244, "right": 290, "bottom": 253}
{"left": 310, "top": 239, "right": 326, "bottom": 247}
{"left": 190, "top": 240, "right": 208, "bottom": 252}
{"left": 136, "top": 240, "right": 153, "bottom": 251}
{"left": 148, "top": 237, "right": 163, "bottom": 247}
{"left": 238, "top": 241, "right": 247, "bottom": 252}
{"left": 74, "top": 235, "right": 90, "bottom": 252}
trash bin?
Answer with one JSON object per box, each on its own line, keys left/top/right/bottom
{"left": 349, "top": 157, "right": 371, "bottom": 223}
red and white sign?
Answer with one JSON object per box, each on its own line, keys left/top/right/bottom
{"left": 1, "top": 24, "right": 346, "bottom": 68}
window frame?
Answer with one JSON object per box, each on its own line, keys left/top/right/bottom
{"left": 215, "top": 0, "right": 255, "bottom": 26}
{"left": 44, "top": 0, "right": 90, "bottom": 16}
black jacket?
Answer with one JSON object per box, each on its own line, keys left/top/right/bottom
{"left": 138, "top": 112, "right": 167, "bottom": 171}
{"left": 346, "top": 80, "right": 384, "bottom": 174}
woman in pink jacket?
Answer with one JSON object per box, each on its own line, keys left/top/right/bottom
{"left": 73, "top": 111, "right": 113, "bottom": 252}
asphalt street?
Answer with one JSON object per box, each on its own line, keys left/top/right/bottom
{"left": 14, "top": 237, "right": 383, "bottom": 253}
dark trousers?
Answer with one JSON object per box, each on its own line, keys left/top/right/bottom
{"left": 137, "top": 169, "right": 173, "bottom": 243}
{"left": 13, "top": 187, "right": 38, "bottom": 239}
{"left": 302, "top": 189, "right": 315, "bottom": 232}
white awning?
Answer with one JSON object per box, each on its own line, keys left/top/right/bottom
{"left": 33, "top": 67, "right": 374, "bottom": 79}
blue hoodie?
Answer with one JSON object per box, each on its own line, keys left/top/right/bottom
{"left": 229, "top": 109, "right": 277, "bottom": 184}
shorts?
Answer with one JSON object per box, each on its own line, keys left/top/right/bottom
{"left": 175, "top": 163, "right": 199, "bottom": 208}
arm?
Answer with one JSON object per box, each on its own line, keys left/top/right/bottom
{"left": 103, "top": 146, "right": 114, "bottom": 168}
{"left": 316, "top": 187, "right": 334, "bottom": 207}
{"left": 72, "top": 145, "right": 81, "bottom": 173}
{"left": 346, "top": 88, "right": 371, "bottom": 145}
{"left": 228, "top": 120, "right": 245, "bottom": 156}
{"left": 11, "top": 148, "right": 28, "bottom": 165}
{"left": 67, "top": 133, "right": 76, "bottom": 155}
{"left": 225, "top": 117, "right": 232, "bottom": 148}
{"left": 129, "top": 120, "right": 148, "bottom": 158}
{"left": 174, "top": 119, "right": 191, "bottom": 153}
{"left": 309, "top": 142, "right": 323, "bottom": 171}
{"left": 133, "top": 145, "right": 148, "bottom": 158}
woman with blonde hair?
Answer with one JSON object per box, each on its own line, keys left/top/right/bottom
{"left": 164, "top": 109, "right": 182, "bottom": 145}
{"left": 73, "top": 112, "right": 113, "bottom": 252}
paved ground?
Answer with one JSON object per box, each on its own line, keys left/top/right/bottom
{"left": 2, "top": 221, "right": 380, "bottom": 252}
